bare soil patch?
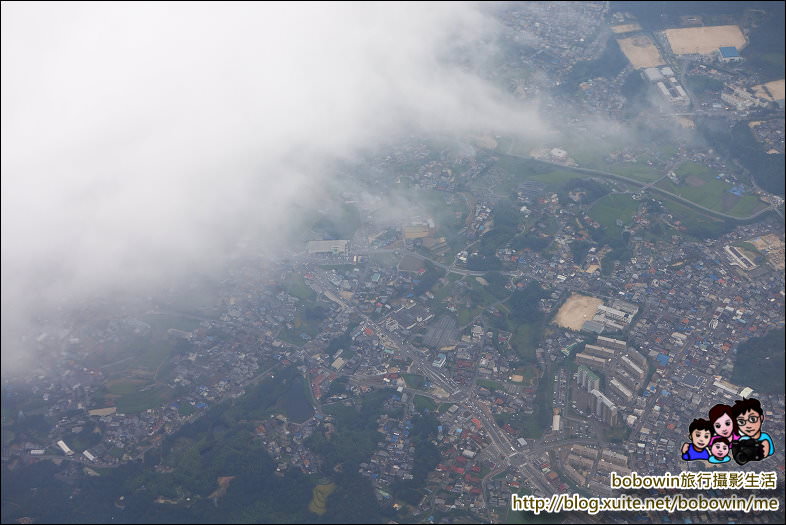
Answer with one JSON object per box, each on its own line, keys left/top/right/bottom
{"left": 553, "top": 293, "right": 602, "bottom": 331}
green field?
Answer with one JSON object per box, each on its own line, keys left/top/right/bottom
{"left": 609, "top": 161, "right": 662, "bottom": 183}
{"left": 526, "top": 168, "right": 584, "bottom": 188}
{"left": 510, "top": 323, "right": 541, "bottom": 363}
{"left": 284, "top": 273, "right": 317, "bottom": 301}
{"left": 457, "top": 305, "right": 483, "bottom": 326}
{"left": 413, "top": 395, "right": 437, "bottom": 412}
{"left": 279, "top": 300, "right": 327, "bottom": 346}
{"left": 588, "top": 193, "right": 639, "bottom": 238}
{"left": 401, "top": 374, "right": 426, "bottom": 389}
{"left": 490, "top": 155, "right": 584, "bottom": 192}
{"left": 115, "top": 384, "right": 173, "bottom": 414}
{"left": 512, "top": 364, "right": 540, "bottom": 387}
{"left": 476, "top": 379, "right": 506, "bottom": 392}
{"left": 106, "top": 378, "right": 149, "bottom": 395}
{"left": 467, "top": 278, "right": 507, "bottom": 309}
{"left": 661, "top": 199, "right": 730, "bottom": 238}
{"left": 432, "top": 280, "right": 455, "bottom": 301}
{"left": 656, "top": 163, "right": 766, "bottom": 217}
{"left": 437, "top": 403, "right": 452, "bottom": 414}
{"left": 727, "top": 195, "right": 767, "bottom": 217}
{"left": 99, "top": 313, "right": 202, "bottom": 374}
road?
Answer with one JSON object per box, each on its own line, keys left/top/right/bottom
{"left": 303, "top": 258, "right": 619, "bottom": 502}
{"left": 304, "top": 263, "right": 530, "bottom": 463}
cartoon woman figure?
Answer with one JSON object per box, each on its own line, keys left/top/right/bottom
{"left": 708, "top": 436, "right": 731, "bottom": 464}
{"left": 709, "top": 404, "right": 740, "bottom": 443}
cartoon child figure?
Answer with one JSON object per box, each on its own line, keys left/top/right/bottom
{"left": 708, "top": 404, "right": 740, "bottom": 443}
{"left": 732, "top": 398, "right": 773, "bottom": 461}
{"left": 681, "top": 418, "right": 712, "bottom": 461}
{"left": 708, "top": 436, "right": 731, "bottom": 464}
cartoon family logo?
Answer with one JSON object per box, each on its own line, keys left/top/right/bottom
{"left": 681, "top": 398, "right": 775, "bottom": 465}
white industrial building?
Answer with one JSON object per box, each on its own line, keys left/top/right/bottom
{"left": 56, "top": 440, "right": 74, "bottom": 456}
{"left": 306, "top": 239, "right": 350, "bottom": 255}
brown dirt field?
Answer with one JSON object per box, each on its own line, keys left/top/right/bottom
{"left": 752, "top": 79, "right": 785, "bottom": 101}
{"left": 685, "top": 175, "right": 705, "bottom": 187}
{"left": 749, "top": 234, "right": 785, "bottom": 270}
{"left": 584, "top": 264, "right": 600, "bottom": 274}
{"left": 675, "top": 116, "right": 695, "bottom": 129}
{"left": 553, "top": 294, "right": 603, "bottom": 331}
{"left": 209, "top": 476, "right": 236, "bottom": 501}
{"left": 617, "top": 36, "right": 666, "bottom": 69}
{"left": 611, "top": 23, "right": 642, "bottom": 34}
{"left": 663, "top": 25, "right": 746, "bottom": 55}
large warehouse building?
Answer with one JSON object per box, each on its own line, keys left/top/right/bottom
{"left": 307, "top": 240, "right": 350, "bottom": 255}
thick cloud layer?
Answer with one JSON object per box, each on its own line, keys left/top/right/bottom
{"left": 1, "top": 2, "right": 547, "bottom": 372}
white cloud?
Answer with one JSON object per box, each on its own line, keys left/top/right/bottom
{"left": 1, "top": 2, "right": 548, "bottom": 371}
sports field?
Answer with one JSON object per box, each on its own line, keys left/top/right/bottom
{"left": 553, "top": 294, "right": 602, "bottom": 331}
{"left": 617, "top": 35, "right": 665, "bottom": 68}
{"left": 663, "top": 25, "right": 746, "bottom": 55}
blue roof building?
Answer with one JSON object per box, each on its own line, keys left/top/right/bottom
{"left": 719, "top": 46, "right": 742, "bottom": 62}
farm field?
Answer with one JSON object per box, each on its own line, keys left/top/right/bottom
{"left": 751, "top": 79, "right": 785, "bottom": 101}
{"left": 656, "top": 162, "right": 766, "bottom": 217}
{"left": 661, "top": 199, "right": 729, "bottom": 238}
{"left": 608, "top": 162, "right": 662, "bottom": 183}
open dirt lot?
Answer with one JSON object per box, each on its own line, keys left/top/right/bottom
{"left": 553, "top": 293, "right": 602, "bottom": 331}
{"left": 663, "top": 25, "right": 746, "bottom": 55}
{"left": 675, "top": 116, "right": 695, "bottom": 128}
{"left": 752, "top": 79, "right": 785, "bottom": 101}
{"left": 611, "top": 23, "right": 642, "bottom": 34}
{"left": 617, "top": 35, "right": 666, "bottom": 69}
{"left": 750, "top": 234, "right": 785, "bottom": 271}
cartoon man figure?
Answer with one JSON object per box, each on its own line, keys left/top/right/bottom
{"left": 732, "top": 398, "right": 773, "bottom": 462}
{"left": 681, "top": 418, "right": 712, "bottom": 461}
{"left": 708, "top": 436, "right": 731, "bottom": 464}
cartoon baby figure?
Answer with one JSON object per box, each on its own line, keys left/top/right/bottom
{"left": 681, "top": 418, "right": 712, "bottom": 461}
{"left": 708, "top": 436, "right": 731, "bottom": 464}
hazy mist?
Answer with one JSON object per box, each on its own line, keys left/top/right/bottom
{"left": 1, "top": 2, "right": 549, "bottom": 372}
